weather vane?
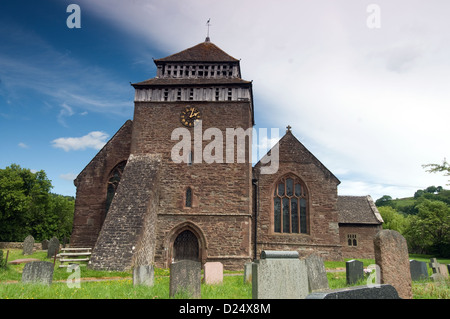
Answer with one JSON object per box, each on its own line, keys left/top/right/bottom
{"left": 206, "top": 18, "right": 211, "bottom": 42}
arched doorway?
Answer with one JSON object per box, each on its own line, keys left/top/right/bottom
{"left": 173, "top": 230, "right": 199, "bottom": 262}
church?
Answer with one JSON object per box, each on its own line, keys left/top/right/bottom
{"left": 70, "top": 38, "right": 383, "bottom": 271}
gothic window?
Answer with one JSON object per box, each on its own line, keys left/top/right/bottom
{"left": 347, "top": 234, "right": 358, "bottom": 247}
{"left": 105, "top": 161, "right": 126, "bottom": 215}
{"left": 273, "top": 175, "right": 308, "bottom": 234}
{"left": 185, "top": 187, "right": 192, "bottom": 208}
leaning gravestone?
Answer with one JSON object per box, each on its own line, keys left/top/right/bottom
{"left": 170, "top": 260, "right": 201, "bottom": 298}
{"left": 306, "top": 284, "right": 400, "bottom": 299}
{"left": 374, "top": 230, "right": 413, "bottom": 299}
{"left": 22, "top": 235, "right": 35, "bottom": 255}
{"left": 305, "top": 254, "right": 329, "bottom": 292}
{"left": 133, "top": 265, "right": 154, "bottom": 286}
{"left": 203, "top": 262, "right": 223, "bottom": 285}
{"left": 22, "top": 261, "right": 54, "bottom": 285}
{"left": 252, "top": 250, "right": 309, "bottom": 299}
{"left": 47, "top": 237, "right": 60, "bottom": 258}
{"left": 346, "top": 259, "right": 364, "bottom": 285}
{"left": 409, "top": 260, "right": 429, "bottom": 281}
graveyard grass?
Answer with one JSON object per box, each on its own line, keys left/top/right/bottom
{"left": 0, "top": 250, "right": 449, "bottom": 299}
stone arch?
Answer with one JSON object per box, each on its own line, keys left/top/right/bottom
{"left": 164, "top": 221, "right": 207, "bottom": 267}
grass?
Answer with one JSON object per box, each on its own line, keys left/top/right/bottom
{"left": 0, "top": 249, "right": 449, "bottom": 299}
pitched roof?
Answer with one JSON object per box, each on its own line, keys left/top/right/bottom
{"left": 337, "top": 195, "right": 383, "bottom": 225}
{"left": 154, "top": 41, "right": 239, "bottom": 63}
{"left": 131, "top": 77, "right": 251, "bottom": 87}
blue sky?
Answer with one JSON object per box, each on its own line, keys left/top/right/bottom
{"left": 1, "top": 0, "right": 449, "bottom": 200}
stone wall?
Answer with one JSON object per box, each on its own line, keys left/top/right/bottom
{"left": 253, "top": 131, "right": 342, "bottom": 261}
{"left": 70, "top": 120, "right": 133, "bottom": 248}
{"left": 339, "top": 224, "right": 382, "bottom": 259}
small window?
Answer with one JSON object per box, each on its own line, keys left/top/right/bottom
{"left": 177, "top": 89, "right": 182, "bottom": 101}
{"left": 347, "top": 234, "right": 358, "bottom": 247}
{"left": 185, "top": 187, "right": 192, "bottom": 208}
{"left": 163, "top": 89, "right": 169, "bottom": 101}
{"left": 227, "top": 88, "right": 232, "bottom": 101}
{"left": 189, "top": 88, "right": 194, "bottom": 100}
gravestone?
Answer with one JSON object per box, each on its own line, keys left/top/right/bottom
{"left": 305, "top": 254, "right": 329, "bottom": 292}
{"left": 203, "top": 262, "right": 223, "bottom": 285}
{"left": 169, "top": 260, "right": 201, "bottom": 298}
{"left": 243, "top": 262, "right": 252, "bottom": 283}
{"left": 133, "top": 265, "right": 154, "bottom": 286}
{"left": 252, "top": 250, "right": 309, "bottom": 299}
{"left": 429, "top": 258, "right": 449, "bottom": 281}
{"left": 21, "top": 261, "right": 54, "bottom": 285}
{"left": 306, "top": 284, "right": 400, "bottom": 299}
{"left": 47, "top": 237, "right": 60, "bottom": 258}
{"left": 346, "top": 259, "right": 364, "bottom": 285}
{"left": 41, "top": 239, "right": 49, "bottom": 250}
{"left": 409, "top": 260, "right": 428, "bottom": 281}
{"left": 22, "top": 235, "right": 35, "bottom": 255}
{"left": 374, "top": 230, "right": 412, "bottom": 299}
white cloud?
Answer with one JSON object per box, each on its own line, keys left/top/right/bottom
{"left": 18, "top": 142, "right": 29, "bottom": 149}
{"left": 51, "top": 131, "right": 109, "bottom": 152}
{"left": 75, "top": 0, "right": 450, "bottom": 199}
{"left": 59, "top": 172, "right": 78, "bottom": 181}
{"left": 57, "top": 103, "right": 75, "bottom": 127}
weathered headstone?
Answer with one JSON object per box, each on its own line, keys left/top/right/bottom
{"left": 429, "top": 258, "right": 449, "bottom": 281}
{"left": 47, "top": 237, "right": 60, "bottom": 258}
{"left": 170, "top": 260, "right": 201, "bottom": 298}
{"left": 21, "top": 261, "right": 54, "bottom": 285}
{"left": 22, "top": 235, "right": 34, "bottom": 255}
{"left": 374, "top": 230, "right": 412, "bottom": 299}
{"left": 133, "top": 265, "right": 154, "bottom": 286}
{"left": 41, "top": 239, "right": 49, "bottom": 250}
{"left": 346, "top": 259, "right": 364, "bottom": 285}
{"left": 305, "top": 254, "right": 329, "bottom": 292}
{"left": 252, "top": 250, "right": 308, "bottom": 299}
{"left": 203, "top": 262, "right": 223, "bottom": 285}
{"left": 243, "top": 262, "right": 252, "bottom": 283}
{"left": 409, "top": 260, "right": 429, "bottom": 281}
{"left": 306, "top": 284, "right": 400, "bottom": 299}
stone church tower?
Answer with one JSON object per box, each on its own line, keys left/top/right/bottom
{"left": 71, "top": 39, "right": 383, "bottom": 271}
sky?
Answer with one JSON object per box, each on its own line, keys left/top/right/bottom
{"left": 0, "top": 0, "right": 449, "bottom": 200}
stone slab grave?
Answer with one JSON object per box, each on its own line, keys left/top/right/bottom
{"left": 133, "top": 265, "right": 154, "bottom": 286}
{"left": 305, "top": 254, "right": 329, "bottom": 292}
{"left": 374, "top": 230, "right": 412, "bottom": 299}
{"left": 47, "top": 237, "right": 60, "bottom": 258}
{"left": 22, "top": 235, "right": 35, "bottom": 255}
{"left": 21, "top": 261, "right": 54, "bottom": 285}
{"left": 409, "top": 260, "right": 429, "bottom": 281}
{"left": 429, "top": 258, "right": 449, "bottom": 281}
{"left": 203, "top": 262, "right": 223, "bottom": 285}
{"left": 306, "top": 284, "right": 400, "bottom": 299}
{"left": 346, "top": 259, "right": 364, "bottom": 285}
{"left": 243, "top": 262, "right": 252, "bottom": 283}
{"left": 9, "top": 258, "right": 40, "bottom": 265}
{"left": 252, "top": 250, "right": 308, "bottom": 299}
{"left": 170, "top": 260, "right": 201, "bottom": 298}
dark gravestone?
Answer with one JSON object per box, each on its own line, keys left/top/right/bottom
{"left": 21, "top": 261, "right": 54, "bottom": 285}
{"left": 409, "top": 260, "right": 429, "bottom": 281}
{"left": 306, "top": 284, "right": 401, "bottom": 299}
{"left": 169, "top": 260, "right": 201, "bottom": 298}
{"left": 346, "top": 260, "right": 364, "bottom": 285}
{"left": 41, "top": 239, "right": 49, "bottom": 250}
{"left": 47, "top": 237, "right": 60, "bottom": 258}
{"left": 22, "top": 235, "right": 35, "bottom": 255}
{"left": 305, "top": 254, "right": 329, "bottom": 292}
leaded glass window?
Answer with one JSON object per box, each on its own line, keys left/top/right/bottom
{"left": 273, "top": 175, "right": 308, "bottom": 234}
{"left": 106, "top": 161, "right": 126, "bottom": 215}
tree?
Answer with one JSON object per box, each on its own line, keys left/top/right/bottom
{"left": 423, "top": 158, "right": 450, "bottom": 185}
{"left": 0, "top": 164, "right": 74, "bottom": 242}
{"left": 375, "top": 195, "right": 393, "bottom": 207}
{"left": 406, "top": 199, "right": 450, "bottom": 257}
{"left": 378, "top": 206, "right": 409, "bottom": 234}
